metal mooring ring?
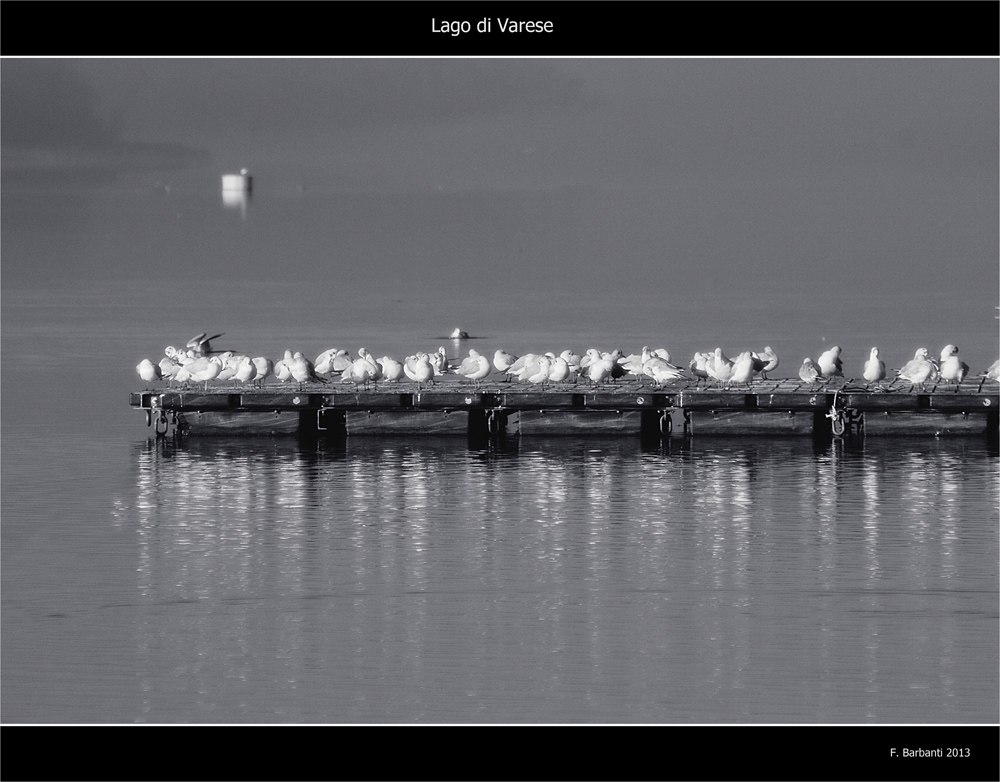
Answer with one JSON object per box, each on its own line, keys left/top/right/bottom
{"left": 154, "top": 411, "right": 169, "bottom": 437}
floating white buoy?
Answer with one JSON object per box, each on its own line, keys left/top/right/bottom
{"left": 222, "top": 168, "right": 252, "bottom": 192}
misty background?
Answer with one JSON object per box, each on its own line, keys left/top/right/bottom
{"left": 2, "top": 58, "right": 998, "bottom": 366}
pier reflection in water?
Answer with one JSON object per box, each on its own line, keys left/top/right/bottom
{"left": 117, "top": 436, "right": 998, "bottom": 723}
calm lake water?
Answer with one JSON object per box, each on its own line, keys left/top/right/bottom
{"left": 2, "top": 180, "right": 998, "bottom": 723}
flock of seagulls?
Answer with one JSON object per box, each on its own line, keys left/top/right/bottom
{"left": 137, "top": 334, "right": 1000, "bottom": 393}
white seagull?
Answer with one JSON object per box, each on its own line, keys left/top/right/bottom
{"left": 799, "top": 357, "right": 825, "bottom": 387}
{"left": 863, "top": 347, "right": 886, "bottom": 384}
{"left": 895, "top": 348, "right": 937, "bottom": 389}
{"left": 404, "top": 353, "right": 436, "bottom": 389}
{"left": 252, "top": 357, "right": 273, "bottom": 387}
{"left": 377, "top": 356, "right": 405, "bottom": 383}
{"left": 455, "top": 349, "right": 492, "bottom": 388}
{"left": 186, "top": 332, "right": 224, "bottom": 357}
{"left": 817, "top": 346, "right": 844, "bottom": 377}
{"left": 938, "top": 345, "right": 969, "bottom": 385}
{"left": 136, "top": 359, "right": 162, "bottom": 385}
{"left": 980, "top": 359, "right": 1000, "bottom": 381}
{"left": 758, "top": 346, "right": 779, "bottom": 380}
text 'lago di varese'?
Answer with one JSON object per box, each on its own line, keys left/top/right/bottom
{"left": 432, "top": 18, "right": 554, "bottom": 36}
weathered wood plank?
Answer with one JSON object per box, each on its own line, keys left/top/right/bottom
{"left": 345, "top": 410, "right": 467, "bottom": 435}
{"left": 763, "top": 393, "right": 834, "bottom": 411}
{"left": 861, "top": 412, "right": 991, "bottom": 436}
{"left": 502, "top": 393, "right": 584, "bottom": 408}
{"left": 517, "top": 410, "right": 643, "bottom": 435}
{"left": 176, "top": 411, "right": 300, "bottom": 435}
{"left": 686, "top": 410, "right": 814, "bottom": 435}
{"left": 929, "top": 394, "right": 999, "bottom": 412}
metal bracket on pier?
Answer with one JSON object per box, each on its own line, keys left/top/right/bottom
{"left": 826, "top": 389, "right": 861, "bottom": 436}
{"left": 487, "top": 409, "right": 504, "bottom": 436}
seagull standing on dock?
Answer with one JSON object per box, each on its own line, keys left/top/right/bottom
{"left": 377, "top": 356, "right": 405, "bottom": 383}
{"left": 730, "top": 351, "right": 757, "bottom": 388}
{"left": 707, "top": 348, "right": 735, "bottom": 388}
{"left": 404, "top": 353, "right": 436, "bottom": 389}
{"left": 582, "top": 350, "right": 614, "bottom": 386}
{"left": 429, "top": 347, "right": 450, "bottom": 376}
{"left": 938, "top": 345, "right": 969, "bottom": 385}
{"left": 274, "top": 350, "right": 294, "bottom": 384}
{"left": 252, "top": 357, "right": 273, "bottom": 386}
{"left": 291, "top": 352, "right": 329, "bottom": 388}
{"left": 315, "top": 348, "right": 346, "bottom": 377}
{"left": 980, "top": 359, "right": 1000, "bottom": 381}
{"left": 159, "top": 355, "right": 181, "bottom": 385}
{"left": 234, "top": 356, "right": 257, "bottom": 388}
{"left": 342, "top": 349, "right": 380, "bottom": 389}
{"left": 799, "top": 357, "right": 826, "bottom": 387}
{"left": 643, "top": 354, "right": 686, "bottom": 387}
{"left": 895, "top": 348, "right": 937, "bottom": 389}
{"left": 689, "top": 352, "right": 712, "bottom": 386}
{"left": 187, "top": 356, "right": 224, "bottom": 390}
{"left": 136, "top": 359, "right": 162, "bottom": 385}
{"left": 817, "top": 346, "right": 844, "bottom": 377}
{"left": 547, "top": 355, "right": 571, "bottom": 384}
{"left": 758, "top": 347, "right": 779, "bottom": 380}
{"left": 863, "top": 347, "right": 886, "bottom": 384}
{"left": 455, "top": 349, "right": 492, "bottom": 388}
{"left": 493, "top": 349, "right": 518, "bottom": 380}
{"left": 524, "top": 355, "right": 552, "bottom": 385}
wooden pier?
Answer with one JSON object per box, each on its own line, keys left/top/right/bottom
{"left": 130, "top": 378, "right": 1000, "bottom": 441}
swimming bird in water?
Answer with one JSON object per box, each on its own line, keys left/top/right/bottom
{"left": 895, "top": 348, "right": 937, "bottom": 389}
{"left": 186, "top": 332, "right": 224, "bottom": 357}
{"left": 136, "top": 359, "right": 162, "bottom": 385}
{"left": 455, "top": 349, "right": 492, "bottom": 388}
{"left": 863, "top": 347, "right": 886, "bottom": 384}
{"left": 799, "top": 357, "right": 826, "bottom": 387}
{"left": 758, "top": 346, "right": 779, "bottom": 380}
{"left": 817, "top": 346, "right": 844, "bottom": 378}
{"left": 938, "top": 345, "right": 969, "bottom": 385}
